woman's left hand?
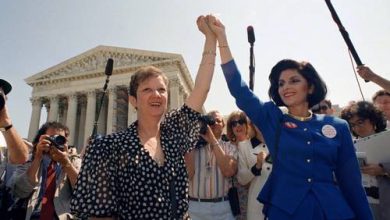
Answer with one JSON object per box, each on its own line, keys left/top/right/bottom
{"left": 361, "top": 163, "right": 385, "bottom": 176}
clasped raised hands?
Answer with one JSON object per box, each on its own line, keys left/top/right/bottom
{"left": 197, "top": 14, "right": 226, "bottom": 39}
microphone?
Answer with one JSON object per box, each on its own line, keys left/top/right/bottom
{"left": 105, "top": 58, "right": 114, "bottom": 76}
{"left": 247, "top": 26, "right": 255, "bottom": 90}
{"left": 91, "top": 58, "right": 114, "bottom": 139}
{"left": 247, "top": 26, "right": 255, "bottom": 45}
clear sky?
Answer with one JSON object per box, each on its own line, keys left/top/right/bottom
{"left": 0, "top": 0, "right": 389, "bottom": 138}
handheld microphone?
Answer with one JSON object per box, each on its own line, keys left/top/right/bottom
{"left": 105, "top": 58, "right": 114, "bottom": 76}
{"left": 247, "top": 26, "right": 255, "bottom": 45}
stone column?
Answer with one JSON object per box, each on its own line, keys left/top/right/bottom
{"left": 66, "top": 93, "right": 78, "bottom": 146}
{"left": 84, "top": 90, "right": 96, "bottom": 146}
{"left": 169, "top": 78, "right": 180, "bottom": 110}
{"left": 28, "top": 97, "right": 42, "bottom": 141}
{"left": 178, "top": 86, "right": 186, "bottom": 106}
{"left": 106, "top": 87, "right": 117, "bottom": 134}
{"left": 127, "top": 88, "right": 137, "bottom": 125}
{"left": 44, "top": 102, "right": 50, "bottom": 122}
{"left": 48, "top": 95, "right": 59, "bottom": 121}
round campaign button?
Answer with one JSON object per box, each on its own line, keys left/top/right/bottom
{"left": 322, "top": 124, "right": 337, "bottom": 138}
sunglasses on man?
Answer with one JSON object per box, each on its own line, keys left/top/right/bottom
{"left": 312, "top": 104, "right": 329, "bottom": 113}
{"left": 230, "top": 118, "right": 246, "bottom": 127}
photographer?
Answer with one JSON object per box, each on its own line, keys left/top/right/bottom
{"left": 0, "top": 79, "right": 29, "bottom": 164}
{"left": 185, "top": 110, "right": 238, "bottom": 220}
{"left": 11, "top": 121, "right": 80, "bottom": 220}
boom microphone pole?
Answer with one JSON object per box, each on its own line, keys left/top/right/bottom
{"left": 247, "top": 26, "right": 256, "bottom": 91}
{"left": 324, "top": 0, "right": 368, "bottom": 82}
{"left": 91, "top": 58, "right": 114, "bottom": 138}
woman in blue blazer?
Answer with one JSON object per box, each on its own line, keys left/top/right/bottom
{"left": 204, "top": 14, "right": 372, "bottom": 220}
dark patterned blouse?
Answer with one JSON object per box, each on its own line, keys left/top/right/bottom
{"left": 70, "top": 105, "right": 201, "bottom": 219}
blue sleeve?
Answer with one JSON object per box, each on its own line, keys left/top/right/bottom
{"left": 334, "top": 121, "right": 373, "bottom": 220}
{"left": 221, "top": 60, "right": 282, "bottom": 154}
{"left": 221, "top": 60, "right": 265, "bottom": 126}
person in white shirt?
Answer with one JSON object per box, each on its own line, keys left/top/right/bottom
{"left": 226, "top": 111, "right": 271, "bottom": 220}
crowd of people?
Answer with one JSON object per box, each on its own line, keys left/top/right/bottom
{"left": 0, "top": 14, "right": 389, "bottom": 220}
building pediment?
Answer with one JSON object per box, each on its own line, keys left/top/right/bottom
{"left": 25, "top": 45, "right": 184, "bottom": 86}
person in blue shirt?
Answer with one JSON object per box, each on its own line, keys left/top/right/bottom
{"left": 203, "top": 14, "right": 372, "bottom": 220}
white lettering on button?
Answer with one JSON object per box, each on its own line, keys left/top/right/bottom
{"left": 306, "top": 159, "right": 311, "bottom": 163}
{"left": 307, "top": 178, "right": 312, "bottom": 182}
{"left": 307, "top": 141, "right": 311, "bottom": 145}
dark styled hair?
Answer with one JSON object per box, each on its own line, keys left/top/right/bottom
{"left": 340, "top": 101, "right": 387, "bottom": 137}
{"left": 372, "top": 89, "right": 390, "bottom": 102}
{"left": 128, "top": 66, "right": 169, "bottom": 98}
{"left": 268, "top": 59, "right": 327, "bottom": 108}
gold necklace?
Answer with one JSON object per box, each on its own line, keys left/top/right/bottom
{"left": 287, "top": 111, "right": 313, "bottom": 122}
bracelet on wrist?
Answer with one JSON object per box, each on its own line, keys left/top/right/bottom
{"left": 199, "top": 62, "right": 215, "bottom": 67}
{"left": 218, "top": 45, "right": 229, "bottom": 48}
{"left": 202, "top": 50, "right": 216, "bottom": 56}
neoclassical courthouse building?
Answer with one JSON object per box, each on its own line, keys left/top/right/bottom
{"left": 25, "top": 45, "right": 196, "bottom": 150}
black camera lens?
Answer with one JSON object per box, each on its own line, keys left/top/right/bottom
{"left": 199, "top": 115, "right": 216, "bottom": 134}
{"left": 0, "top": 92, "right": 5, "bottom": 111}
{"left": 46, "top": 135, "right": 66, "bottom": 151}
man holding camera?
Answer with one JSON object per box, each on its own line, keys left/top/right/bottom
{"left": 0, "top": 79, "right": 29, "bottom": 164}
{"left": 185, "top": 110, "right": 238, "bottom": 220}
{"left": 11, "top": 121, "right": 80, "bottom": 220}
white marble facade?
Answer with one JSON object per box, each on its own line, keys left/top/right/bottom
{"left": 25, "top": 45, "right": 194, "bottom": 150}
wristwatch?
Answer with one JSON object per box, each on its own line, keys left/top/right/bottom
{"left": 0, "top": 124, "right": 13, "bottom": 132}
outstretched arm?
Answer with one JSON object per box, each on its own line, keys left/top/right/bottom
{"left": 185, "top": 15, "right": 217, "bottom": 112}
{"left": 357, "top": 65, "right": 390, "bottom": 91}
{"left": 0, "top": 105, "right": 29, "bottom": 164}
{"left": 206, "top": 15, "right": 233, "bottom": 65}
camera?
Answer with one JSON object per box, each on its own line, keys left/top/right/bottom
{"left": 0, "top": 79, "right": 12, "bottom": 111}
{"left": 199, "top": 115, "right": 216, "bottom": 134}
{"left": 195, "top": 115, "right": 217, "bottom": 149}
{"left": 46, "top": 135, "right": 67, "bottom": 151}
{"left": 0, "top": 90, "right": 5, "bottom": 111}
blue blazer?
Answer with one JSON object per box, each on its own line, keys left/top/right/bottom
{"left": 221, "top": 60, "right": 372, "bottom": 220}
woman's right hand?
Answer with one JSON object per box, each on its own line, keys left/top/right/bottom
{"left": 35, "top": 135, "right": 51, "bottom": 160}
